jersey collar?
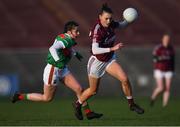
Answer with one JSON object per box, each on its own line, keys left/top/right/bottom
{"left": 65, "top": 33, "right": 72, "bottom": 39}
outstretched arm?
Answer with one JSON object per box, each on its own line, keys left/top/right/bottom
{"left": 92, "top": 42, "right": 124, "bottom": 55}
{"left": 92, "top": 43, "right": 110, "bottom": 54}
{"left": 118, "top": 20, "right": 129, "bottom": 29}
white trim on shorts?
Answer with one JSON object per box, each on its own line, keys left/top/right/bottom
{"left": 87, "top": 55, "right": 116, "bottom": 78}
{"left": 43, "top": 64, "right": 70, "bottom": 86}
{"left": 154, "top": 69, "right": 173, "bottom": 79}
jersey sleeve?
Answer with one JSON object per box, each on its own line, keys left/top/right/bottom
{"left": 152, "top": 45, "right": 159, "bottom": 62}
{"left": 92, "top": 43, "right": 110, "bottom": 54}
{"left": 91, "top": 24, "right": 102, "bottom": 43}
{"left": 110, "top": 20, "right": 120, "bottom": 29}
{"left": 56, "top": 35, "right": 70, "bottom": 48}
{"left": 49, "top": 39, "right": 65, "bottom": 61}
{"left": 118, "top": 20, "right": 129, "bottom": 28}
{"left": 55, "top": 34, "right": 76, "bottom": 49}
{"left": 153, "top": 46, "right": 158, "bottom": 56}
{"left": 111, "top": 20, "right": 128, "bottom": 29}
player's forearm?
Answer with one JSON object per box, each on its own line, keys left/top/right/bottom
{"left": 153, "top": 55, "right": 165, "bottom": 62}
{"left": 71, "top": 48, "right": 76, "bottom": 56}
{"left": 92, "top": 43, "right": 110, "bottom": 54}
{"left": 71, "top": 48, "right": 83, "bottom": 61}
{"left": 153, "top": 55, "right": 158, "bottom": 62}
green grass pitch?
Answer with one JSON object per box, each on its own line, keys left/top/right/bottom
{"left": 0, "top": 97, "right": 180, "bottom": 126}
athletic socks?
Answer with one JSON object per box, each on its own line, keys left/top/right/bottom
{"left": 82, "top": 103, "right": 92, "bottom": 114}
{"left": 126, "top": 96, "right": 134, "bottom": 106}
{"left": 76, "top": 100, "right": 92, "bottom": 115}
{"left": 18, "top": 94, "right": 28, "bottom": 100}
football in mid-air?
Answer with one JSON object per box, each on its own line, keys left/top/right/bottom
{"left": 123, "top": 8, "right": 138, "bottom": 23}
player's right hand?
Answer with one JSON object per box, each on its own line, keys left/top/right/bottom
{"left": 110, "top": 43, "right": 124, "bottom": 51}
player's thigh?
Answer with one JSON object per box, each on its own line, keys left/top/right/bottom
{"left": 43, "top": 84, "right": 56, "bottom": 99}
{"left": 87, "top": 56, "right": 106, "bottom": 78}
{"left": 164, "top": 72, "right": 173, "bottom": 90}
{"left": 63, "top": 73, "right": 82, "bottom": 93}
{"left": 88, "top": 75, "right": 101, "bottom": 92}
{"left": 154, "top": 77, "right": 164, "bottom": 90}
{"left": 43, "top": 64, "right": 59, "bottom": 85}
{"left": 164, "top": 78, "right": 172, "bottom": 91}
{"left": 154, "top": 70, "right": 164, "bottom": 88}
{"left": 105, "top": 61, "right": 128, "bottom": 81}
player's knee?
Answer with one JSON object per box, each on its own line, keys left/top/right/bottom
{"left": 92, "top": 91, "right": 97, "bottom": 95}
{"left": 75, "top": 86, "right": 83, "bottom": 94}
{"left": 89, "top": 91, "right": 96, "bottom": 96}
{"left": 121, "top": 77, "right": 129, "bottom": 86}
{"left": 165, "top": 86, "right": 170, "bottom": 92}
{"left": 89, "top": 88, "right": 97, "bottom": 95}
{"left": 120, "top": 75, "right": 128, "bottom": 83}
{"left": 43, "top": 96, "right": 53, "bottom": 102}
{"left": 157, "top": 86, "right": 164, "bottom": 92}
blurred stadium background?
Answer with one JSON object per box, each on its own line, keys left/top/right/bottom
{"left": 0, "top": 0, "right": 180, "bottom": 98}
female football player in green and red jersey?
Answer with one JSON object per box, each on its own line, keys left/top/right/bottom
{"left": 12, "top": 21, "right": 102, "bottom": 120}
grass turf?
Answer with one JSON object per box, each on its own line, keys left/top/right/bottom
{"left": 0, "top": 97, "right": 180, "bottom": 126}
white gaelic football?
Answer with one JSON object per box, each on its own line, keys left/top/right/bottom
{"left": 123, "top": 8, "right": 138, "bottom": 23}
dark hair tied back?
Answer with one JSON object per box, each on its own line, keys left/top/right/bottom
{"left": 100, "top": 3, "right": 113, "bottom": 14}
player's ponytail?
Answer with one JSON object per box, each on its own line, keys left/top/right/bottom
{"left": 99, "top": 3, "right": 113, "bottom": 15}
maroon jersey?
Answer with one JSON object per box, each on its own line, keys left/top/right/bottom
{"left": 153, "top": 44, "right": 175, "bottom": 71}
{"left": 89, "top": 20, "right": 119, "bottom": 62}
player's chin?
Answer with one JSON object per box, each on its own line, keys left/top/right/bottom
{"left": 106, "top": 24, "right": 110, "bottom": 27}
{"left": 73, "top": 36, "right": 78, "bottom": 39}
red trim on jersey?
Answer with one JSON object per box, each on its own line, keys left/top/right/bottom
{"left": 59, "top": 34, "right": 65, "bottom": 39}
{"left": 48, "top": 66, "right": 55, "bottom": 84}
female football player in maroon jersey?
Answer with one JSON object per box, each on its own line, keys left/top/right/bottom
{"left": 73, "top": 4, "right": 144, "bottom": 119}
{"left": 150, "top": 33, "right": 175, "bottom": 107}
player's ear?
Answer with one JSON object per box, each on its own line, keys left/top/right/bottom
{"left": 99, "top": 14, "right": 102, "bottom": 20}
{"left": 66, "top": 30, "right": 71, "bottom": 35}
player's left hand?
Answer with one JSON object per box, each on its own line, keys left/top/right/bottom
{"left": 75, "top": 52, "right": 83, "bottom": 61}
